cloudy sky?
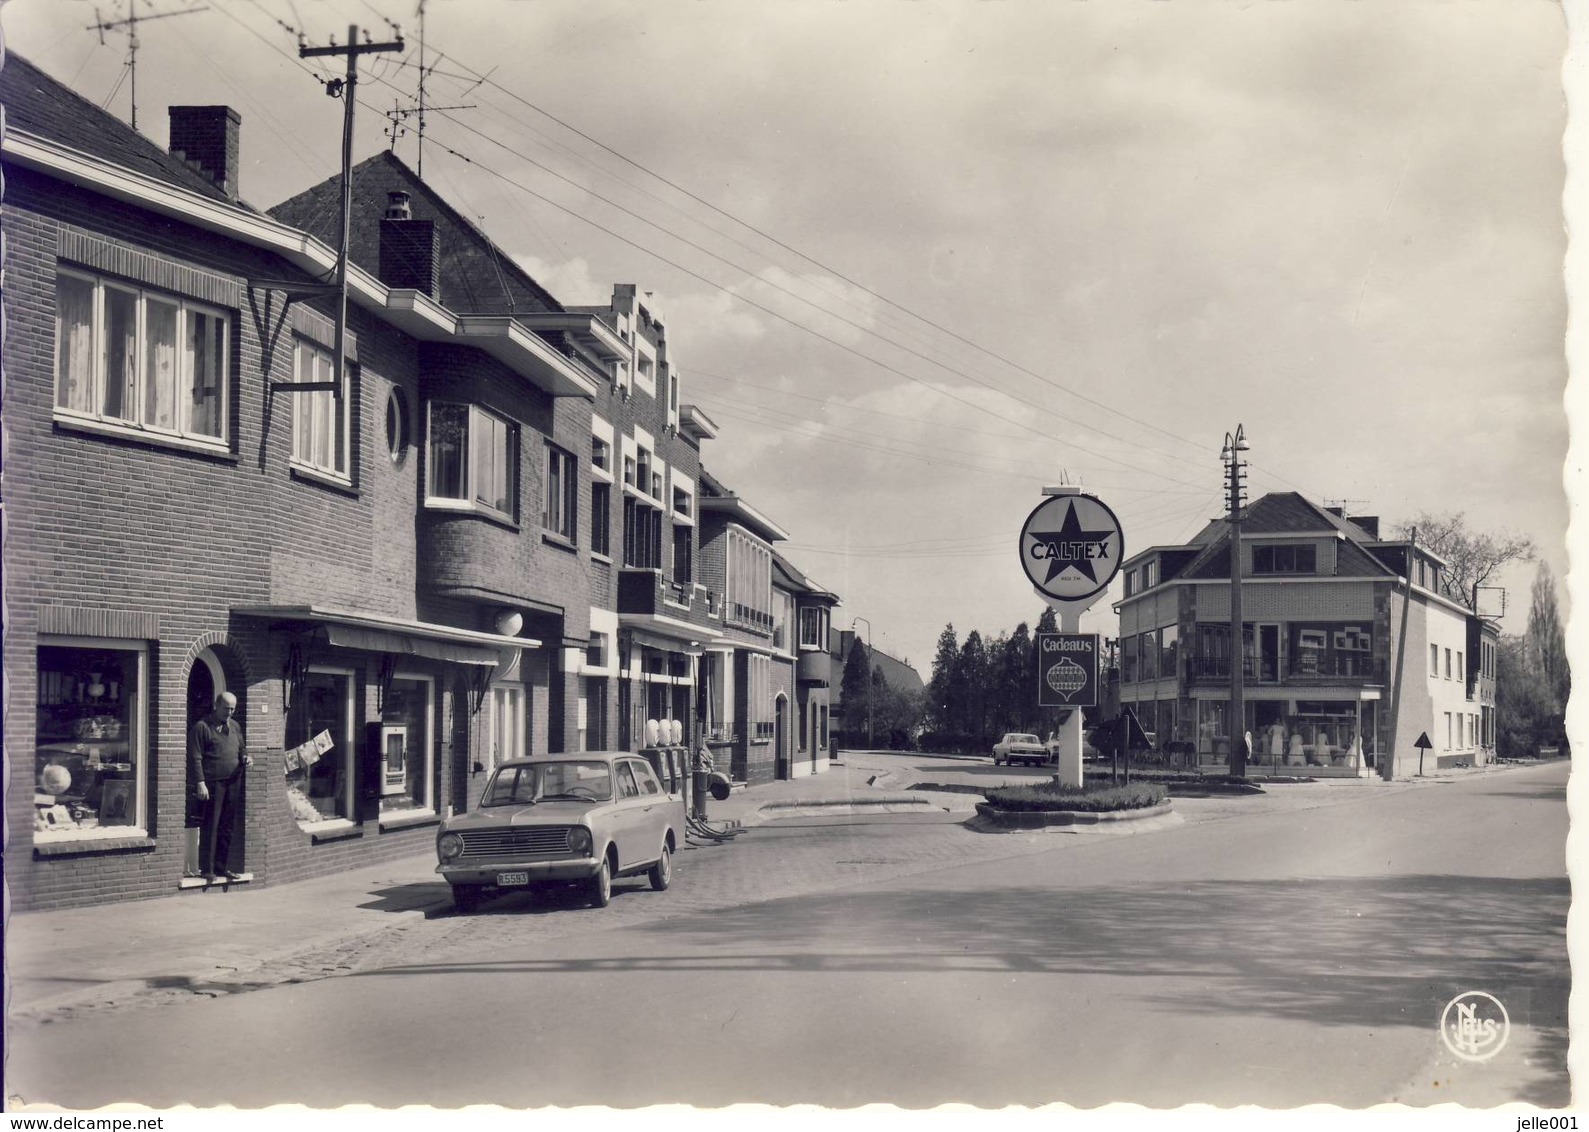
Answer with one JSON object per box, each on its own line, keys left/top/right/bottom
{"left": 3, "top": 0, "right": 1574, "bottom": 672}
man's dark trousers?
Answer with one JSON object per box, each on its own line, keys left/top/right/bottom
{"left": 200, "top": 771, "right": 244, "bottom": 876}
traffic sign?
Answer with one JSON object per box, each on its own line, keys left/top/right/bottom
{"left": 1038, "top": 632, "right": 1099, "bottom": 708}
{"left": 1019, "top": 493, "right": 1125, "bottom": 603}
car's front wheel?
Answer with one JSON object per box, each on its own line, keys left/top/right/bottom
{"left": 649, "top": 843, "right": 673, "bottom": 891}
{"left": 452, "top": 883, "right": 483, "bottom": 914}
{"left": 588, "top": 854, "right": 612, "bottom": 908}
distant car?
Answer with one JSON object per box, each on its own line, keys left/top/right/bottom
{"left": 435, "top": 752, "right": 683, "bottom": 913}
{"left": 992, "top": 732, "right": 1047, "bottom": 767}
{"left": 1046, "top": 731, "right": 1102, "bottom": 763}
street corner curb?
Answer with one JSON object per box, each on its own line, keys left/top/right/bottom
{"left": 967, "top": 798, "right": 1178, "bottom": 834}
{"left": 753, "top": 795, "right": 938, "bottom": 820}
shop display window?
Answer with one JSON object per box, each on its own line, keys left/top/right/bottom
{"left": 1197, "top": 700, "right": 1228, "bottom": 755}
{"left": 35, "top": 641, "right": 147, "bottom": 839}
{"left": 285, "top": 668, "right": 354, "bottom": 825}
{"left": 381, "top": 676, "right": 433, "bottom": 814}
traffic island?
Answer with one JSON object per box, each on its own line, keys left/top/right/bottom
{"left": 968, "top": 797, "right": 1178, "bottom": 833}
{"left": 967, "top": 779, "right": 1180, "bottom": 834}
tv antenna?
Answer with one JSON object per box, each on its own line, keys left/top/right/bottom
{"left": 86, "top": 2, "right": 208, "bottom": 130}
{"left": 381, "top": 0, "right": 477, "bottom": 178}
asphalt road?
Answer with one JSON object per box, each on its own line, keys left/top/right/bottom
{"left": 6, "top": 761, "right": 1568, "bottom": 1110}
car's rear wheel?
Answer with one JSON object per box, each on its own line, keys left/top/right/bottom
{"left": 452, "top": 883, "right": 483, "bottom": 914}
{"left": 649, "top": 843, "right": 673, "bottom": 891}
{"left": 588, "top": 854, "right": 612, "bottom": 908}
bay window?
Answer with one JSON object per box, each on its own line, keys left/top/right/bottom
{"left": 799, "top": 607, "right": 828, "bottom": 649}
{"left": 726, "top": 528, "right": 773, "bottom": 632}
{"left": 427, "top": 402, "right": 518, "bottom": 520}
{"left": 55, "top": 269, "right": 228, "bottom": 446}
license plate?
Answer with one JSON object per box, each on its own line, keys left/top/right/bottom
{"left": 496, "top": 871, "right": 529, "bottom": 886}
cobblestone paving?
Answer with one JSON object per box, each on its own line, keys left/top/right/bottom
{"left": 15, "top": 771, "right": 1422, "bottom": 1026}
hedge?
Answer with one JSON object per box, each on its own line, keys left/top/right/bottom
{"left": 983, "top": 781, "right": 1168, "bottom": 813}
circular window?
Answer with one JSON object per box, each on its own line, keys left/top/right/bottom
{"left": 385, "top": 388, "right": 409, "bottom": 464}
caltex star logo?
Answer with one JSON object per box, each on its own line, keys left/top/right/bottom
{"left": 1027, "top": 501, "right": 1116, "bottom": 585}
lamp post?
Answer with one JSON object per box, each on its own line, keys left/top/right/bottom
{"left": 852, "top": 616, "right": 873, "bottom": 750}
{"left": 1221, "top": 425, "right": 1249, "bottom": 777}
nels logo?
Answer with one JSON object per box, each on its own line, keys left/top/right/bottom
{"left": 1440, "top": 992, "right": 1510, "bottom": 1062}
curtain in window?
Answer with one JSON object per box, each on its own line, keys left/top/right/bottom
{"left": 55, "top": 275, "right": 96, "bottom": 413}
{"left": 187, "top": 310, "right": 224, "bottom": 438}
{"left": 144, "top": 297, "right": 179, "bottom": 431}
{"left": 429, "top": 403, "right": 468, "bottom": 498}
{"left": 103, "top": 288, "right": 138, "bottom": 421}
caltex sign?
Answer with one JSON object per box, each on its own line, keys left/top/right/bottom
{"left": 1037, "top": 632, "right": 1099, "bottom": 708}
{"left": 1018, "top": 493, "right": 1125, "bottom": 603}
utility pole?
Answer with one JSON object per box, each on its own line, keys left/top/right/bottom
{"left": 86, "top": 3, "right": 208, "bottom": 131}
{"left": 1221, "top": 425, "right": 1249, "bottom": 777}
{"left": 298, "top": 25, "right": 405, "bottom": 402}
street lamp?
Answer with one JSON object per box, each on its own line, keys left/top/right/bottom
{"left": 852, "top": 616, "right": 873, "bottom": 750}
{"left": 1221, "top": 425, "right": 1249, "bottom": 777}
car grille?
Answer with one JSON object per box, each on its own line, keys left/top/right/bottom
{"left": 457, "top": 827, "right": 576, "bottom": 860}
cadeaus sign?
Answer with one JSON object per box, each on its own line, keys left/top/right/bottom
{"left": 1038, "top": 632, "right": 1099, "bottom": 708}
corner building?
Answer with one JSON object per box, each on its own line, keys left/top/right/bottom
{"left": 1113, "top": 492, "right": 1499, "bottom": 778}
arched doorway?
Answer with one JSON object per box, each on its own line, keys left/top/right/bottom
{"left": 774, "top": 693, "right": 789, "bottom": 780}
{"left": 185, "top": 647, "right": 245, "bottom": 880}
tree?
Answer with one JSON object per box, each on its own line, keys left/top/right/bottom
{"left": 994, "top": 623, "right": 1033, "bottom": 733}
{"left": 1392, "top": 511, "right": 1536, "bottom": 606}
{"left": 871, "top": 668, "right": 925, "bottom": 748}
{"left": 840, "top": 637, "right": 872, "bottom": 747}
{"left": 925, "top": 624, "right": 959, "bottom": 732}
{"left": 1496, "top": 634, "right": 1558, "bottom": 757}
{"left": 956, "top": 631, "right": 991, "bottom": 744}
{"left": 1526, "top": 562, "right": 1569, "bottom": 716}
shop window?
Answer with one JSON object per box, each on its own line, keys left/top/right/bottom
{"left": 291, "top": 340, "right": 350, "bottom": 480}
{"left": 55, "top": 268, "right": 229, "bottom": 447}
{"left": 427, "top": 402, "right": 517, "bottom": 520}
{"left": 381, "top": 676, "right": 435, "bottom": 815}
{"left": 544, "top": 442, "right": 578, "bottom": 541}
{"left": 1196, "top": 700, "right": 1228, "bottom": 756}
{"left": 1252, "top": 544, "right": 1316, "bottom": 574}
{"left": 284, "top": 668, "right": 355, "bottom": 826}
{"left": 35, "top": 641, "right": 148, "bottom": 840}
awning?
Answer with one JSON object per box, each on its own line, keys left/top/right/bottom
{"left": 320, "top": 624, "right": 499, "bottom": 666}
{"left": 232, "top": 604, "right": 539, "bottom": 666}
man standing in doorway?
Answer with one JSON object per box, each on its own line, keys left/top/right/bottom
{"left": 189, "top": 691, "right": 252, "bottom": 881}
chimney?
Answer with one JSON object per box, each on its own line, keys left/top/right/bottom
{"left": 1352, "top": 515, "right": 1380, "bottom": 539}
{"left": 378, "top": 191, "right": 440, "bottom": 300}
{"left": 168, "top": 106, "right": 241, "bottom": 200}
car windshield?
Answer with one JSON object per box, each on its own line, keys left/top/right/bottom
{"left": 1008, "top": 734, "right": 1039, "bottom": 744}
{"left": 480, "top": 761, "right": 615, "bottom": 807}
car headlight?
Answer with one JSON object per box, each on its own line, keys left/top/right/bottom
{"left": 567, "top": 826, "right": 593, "bottom": 858}
{"left": 438, "top": 832, "right": 464, "bottom": 862}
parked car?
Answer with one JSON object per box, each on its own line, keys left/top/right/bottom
{"left": 992, "top": 732, "right": 1047, "bottom": 767}
{"left": 435, "top": 752, "right": 683, "bottom": 913}
{"left": 1045, "top": 731, "right": 1103, "bottom": 763}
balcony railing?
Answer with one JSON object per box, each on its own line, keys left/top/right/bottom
{"left": 617, "top": 569, "right": 721, "bottom": 627}
{"left": 726, "top": 602, "right": 774, "bottom": 634}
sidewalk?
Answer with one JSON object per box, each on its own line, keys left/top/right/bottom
{"left": 4, "top": 756, "right": 928, "bottom": 1019}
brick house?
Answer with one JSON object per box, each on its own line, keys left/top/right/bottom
{"left": 774, "top": 551, "right": 840, "bottom": 778}
{"left": 1113, "top": 492, "right": 1500, "bottom": 778}
{"left": 2, "top": 56, "right": 583, "bottom": 909}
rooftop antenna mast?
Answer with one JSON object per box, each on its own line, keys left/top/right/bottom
{"left": 86, "top": 1, "right": 208, "bottom": 130}
{"left": 383, "top": 0, "right": 475, "bottom": 176}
